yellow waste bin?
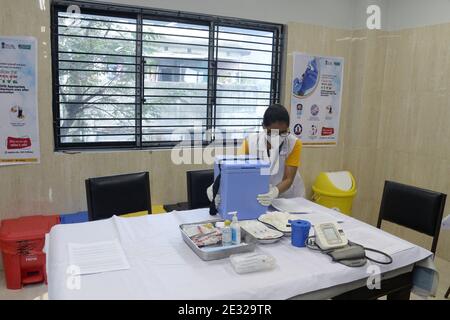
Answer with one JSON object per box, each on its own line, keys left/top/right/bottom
{"left": 312, "top": 171, "right": 357, "bottom": 216}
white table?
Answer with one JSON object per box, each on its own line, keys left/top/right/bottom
{"left": 46, "top": 199, "right": 433, "bottom": 300}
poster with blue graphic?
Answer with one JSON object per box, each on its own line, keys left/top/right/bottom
{"left": 0, "top": 37, "right": 40, "bottom": 166}
{"left": 291, "top": 53, "right": 344, "bottom": 146}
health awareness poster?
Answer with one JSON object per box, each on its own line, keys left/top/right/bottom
{"left": 0, "top": 37, "right": 40, "bottom": 166}
{"left": 290, "top": 53, "right": 344, "bottom": 146}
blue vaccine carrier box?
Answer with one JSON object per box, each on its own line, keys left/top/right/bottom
{"left": 214, "top": 156, "right": 271, "bottom": 221}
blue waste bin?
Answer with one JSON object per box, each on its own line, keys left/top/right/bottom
{"left": 60, "top": 212, "right": 89, "bottom": 224}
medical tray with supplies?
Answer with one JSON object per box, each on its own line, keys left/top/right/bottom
{"left": 239, "top": 220, "right": 284, "bottom": 244}
{"left": 179, "top": 220, "right": 257, "bottom": 261}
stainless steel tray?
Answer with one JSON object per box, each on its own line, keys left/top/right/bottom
{"left": 180, "top": 219, "right": 257, "bottom": 261}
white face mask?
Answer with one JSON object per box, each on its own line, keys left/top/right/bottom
{"left": 264, "top": 131, "right": 287, "bottom": 149}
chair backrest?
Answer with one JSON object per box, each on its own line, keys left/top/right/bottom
{"left": 186, "top": 169, "right": 214, "bottom": 210}
{"left": 86, "top": 172, "right": 152, "bottom": 221}
{"left": 377, "top": 180, "right": 447, "bottom": 253}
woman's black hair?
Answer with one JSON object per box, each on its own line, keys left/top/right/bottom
{"left": 262, "top": 104, "right": 290, "bottom": 127}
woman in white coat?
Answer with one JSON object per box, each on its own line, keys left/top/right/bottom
{"left": 208, "top": 104, "right": 305, "bottom": 207}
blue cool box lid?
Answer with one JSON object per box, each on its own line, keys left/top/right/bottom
{"left": 215, "top": 156, "right": 270, "bottom": 172}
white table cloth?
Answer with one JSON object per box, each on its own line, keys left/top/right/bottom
{"left": 46, "top": 199, "right": 433, "bottom": 300}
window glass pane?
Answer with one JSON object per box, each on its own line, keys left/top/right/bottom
{"left": 142, "top": 19, "right": 210, "bottom": 144}
{"left": 53, "top": 5, "right": 282, "bottom": 149}
{"left": 215, "top": 26, "right": 275, "bottom": 140}
{"left": 57, "top": 11, "right": 137, "bottom": 143}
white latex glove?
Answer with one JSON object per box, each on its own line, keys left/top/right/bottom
{"left": 207, "top": 184, "right": 221, "bottom": 208}
{"left": 257, "top": 186, "right": 279, "bottom": 207}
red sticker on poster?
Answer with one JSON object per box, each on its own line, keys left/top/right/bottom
{"left": 321, "top": 127, "right": 335, "bottom": 136}
{"left": 7, "top": 137, "right": 32, "bottom": 150}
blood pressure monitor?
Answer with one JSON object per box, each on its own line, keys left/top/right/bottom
{"left": 313, "top": 222, "right": 348, "bottom": 250}
{"left": 309, "top": 222, "right": 393, "bottom": 267}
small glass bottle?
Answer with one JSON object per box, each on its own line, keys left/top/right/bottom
{"left": 222, "top": 220, "right": 232, "bottom": 246}
{"left": 230, "top": 212, "right": 241, "bottom": 245}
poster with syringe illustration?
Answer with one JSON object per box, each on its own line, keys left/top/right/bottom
{"left": 0, "top": 37, "right": 40, "bottom": 166}
{"left": 291, "top": 53, "right": 344, "bottom": 146}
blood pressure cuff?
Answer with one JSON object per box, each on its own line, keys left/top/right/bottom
{"left": 327, "top": 244, "right": 367, "bottom": 268}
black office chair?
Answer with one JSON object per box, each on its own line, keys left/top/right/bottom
{"left": 85, "top": 172, "right": 152, "bottom": 221}
{"left": 377, "top": 181, "right": 447, "bottom": 254}
{"left": 186, "top": 169, "right": 214, "bottom": 210}
{"left": 377, "top": 181, "right": 447, "bottom": 299}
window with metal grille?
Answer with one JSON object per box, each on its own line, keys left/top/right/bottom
{"left": 51, "top": 1, "right": 283, "bottom": 150}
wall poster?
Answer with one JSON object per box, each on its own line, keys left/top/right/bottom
{"left": 0, "top": 36, "right": 40, "bottom": 166}
{"left": 290, "top": 53, "right": 344, "bottom": 146}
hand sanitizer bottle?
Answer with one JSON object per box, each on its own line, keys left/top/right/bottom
{"left": 222, "top": 220, "right": 232, "bottom": 246}
{"left": 230, "top": 212, "right": 241, "bottom": 245}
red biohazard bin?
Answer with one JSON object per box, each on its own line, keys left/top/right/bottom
{"left": 0, "top": 215, "right": 60, "bottom": 290}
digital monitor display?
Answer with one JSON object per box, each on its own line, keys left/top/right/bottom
{"left": 323, "top": 226, "right": 339, "bottom": 242}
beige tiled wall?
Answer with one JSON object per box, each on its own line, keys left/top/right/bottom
{"left": 342, "top": 25, "right": 450, "bottom": 260}
{"left": 0, "top": 0, "right": 449, "bottom": 264}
